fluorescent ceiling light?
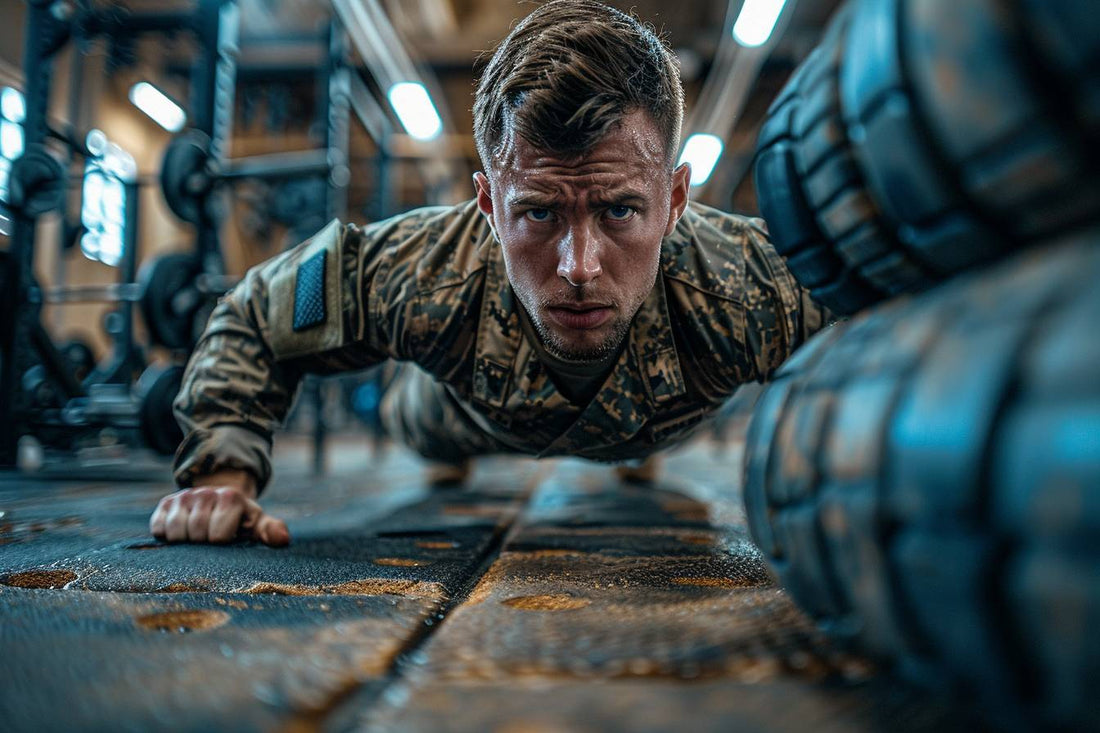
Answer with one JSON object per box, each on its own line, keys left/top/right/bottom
{"left": 0, "top": 158, "right": 10, "bottom": 205}
{"left": 103, "top": 142, "right": 138, "bottom": 182}
{"left": 85, "top": 129, "right": 108, "bottom": 158}
{"left": 387, "top": 82, "right": 443, "bottom": 141}
{"left": 733, "top": 0, "right": 789, "bottom": 47}
{"left": 678, "top": 133, "right": 724, "bottom": 187}
{"left": 0, "top": 120, "right": 23, "bottom": 161}
{"left": 0, "top": 87, "right": 24, "bottom": 123}
{"left": 129, "top": 82, "right": 186, "bottom": 132}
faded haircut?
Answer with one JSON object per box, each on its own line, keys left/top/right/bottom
{"left": 473, "top": 0, "right": 684, "bottom": 171}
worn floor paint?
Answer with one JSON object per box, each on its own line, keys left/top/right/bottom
{"left": 0, "top": 435, "right": 978, "bottom": 731}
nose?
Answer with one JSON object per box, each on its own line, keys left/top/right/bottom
{"left": 557, "top": 224, "right": 602, "bottom": 287}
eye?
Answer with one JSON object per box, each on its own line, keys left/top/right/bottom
{"left": 605, "top": 204, "right": 636, "bottom": 221}
{"left": 524, "top": 208, "right": 555, "bottom": 223}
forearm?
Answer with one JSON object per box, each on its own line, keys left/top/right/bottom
{"left": 172, "top": 273, "right": 301, "bottom": 493}
{"left": 172, "top": 220, "right": 394, "bottom": 492}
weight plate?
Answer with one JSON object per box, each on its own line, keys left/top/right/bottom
{"left": 60, "top": 339, "right": 96, "bottom": 383}
{"left": 138, "top": 252, "right": 204, "bottom": 351}
{"left": 135, "top": 363, "right": 184, "bottom": 456}
{"left": 8, "top": 144, "right": 67, "bottom": 218}
{"left": 160, "top": 130, "right": 213, "bottom": 225}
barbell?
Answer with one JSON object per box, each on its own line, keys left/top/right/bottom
{"left": 160, "top": 129, "right": 335, "bottom": 226}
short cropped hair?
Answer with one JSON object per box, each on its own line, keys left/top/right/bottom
{"left": 473, "top": 0, "right": 684, "bottom": 171}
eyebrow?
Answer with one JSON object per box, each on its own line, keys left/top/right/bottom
{"left": 508, "top": 194, "right": 557, "bottom": 208}
{"left": 592, "top": 190, "right": 648, "bottom": 206}
{"left": 507, "top": 188, "right": 651, "bottom": 208}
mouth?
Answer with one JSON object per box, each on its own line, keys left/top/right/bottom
{"left": 545, "top": 303, "right": 614, "bottom": 330}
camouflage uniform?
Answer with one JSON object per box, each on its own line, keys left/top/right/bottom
{"left": 173, "top": 199, "right": 827, "bottom": 492}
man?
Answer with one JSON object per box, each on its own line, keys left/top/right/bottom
{"left": 149, "top": 0, "right": 826, "bottom": 547}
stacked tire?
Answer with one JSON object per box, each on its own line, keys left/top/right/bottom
{"left": 754, "top": 0, "right": 1100, "bottom": 316}
{"left": 747, "top": 0, "right": 1100, "bottom": 728}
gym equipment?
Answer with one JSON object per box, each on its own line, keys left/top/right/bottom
{"left": 135, "top": 364, "right": 185, "bottom": 456}
{"left": 743, "top": 233, "right": 1100, "bottom": 729}
{"left": 753, "top": 57, "right": 881, "bottom": 315}
{"left": 160, "top": 130, "right": 214, "bottom": 226}
{"left": 0, "top": 0, "right": 240, "bottom": 467}
{"left": 7, "top": 144, "right": 68, "bottom": 218}
{"left": 747, "top": 0, "right": 1100, "bottom": 726}
{"left": 138, "top": 252, "right": 204, "bottom": 352}
{"left": 0, "top": 0, "right": 357, "bottom": 468}
{"left": 159, "top": 129, "right": 332, "bottom": 227}
{"left": 755, "top": 0, "right": 1100, "bottom": 315}
{"left": 59, "top": 339, "right": 95, "bottom": 383}
{"left": 150, "top": 15, "right": 348, "bottom": 347}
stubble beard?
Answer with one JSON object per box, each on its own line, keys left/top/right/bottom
{"left": 530, "top": 304, "right": 632, "bottom": 362}
{"left": 518, "top": 279, "right": 643, "bottom": 362}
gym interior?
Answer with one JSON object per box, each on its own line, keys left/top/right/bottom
{"left": 1, "top": 0, "right": 1096, "bottom": 730}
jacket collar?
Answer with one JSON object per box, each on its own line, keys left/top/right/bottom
{"left": 473, "top": 238, "right": 686, "bottom": 444}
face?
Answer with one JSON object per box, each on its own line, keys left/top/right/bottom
{"left": 475, "top": 110, "right": 690, "bottom": 362}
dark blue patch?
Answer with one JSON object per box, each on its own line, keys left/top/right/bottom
{"left": 293, "top": 250, "right": 327, "bottom": 332}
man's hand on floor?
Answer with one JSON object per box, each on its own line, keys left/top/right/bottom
{"left": 149, "top": 469, "right": 290, "bottom": 547}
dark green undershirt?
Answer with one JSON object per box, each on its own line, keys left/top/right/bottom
{"left": 518, "top": 304, "right": 621, "bottom": 406}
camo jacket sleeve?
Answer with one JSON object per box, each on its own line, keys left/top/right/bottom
{"left": 172, "top": 202, "right": 490, "bottom": 492}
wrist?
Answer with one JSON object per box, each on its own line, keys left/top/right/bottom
{"left": 191, "top": 468, "right": 258, "bottom": 499}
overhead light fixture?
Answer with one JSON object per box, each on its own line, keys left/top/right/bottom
{"left": 0, "top": 87, "right": 25, "bottom": 166}
{"left": 387, "top": 82, "right": 443, "bottom": 141}
{"left": 0, "top": 160, "right": 10, "bottom": 208}
{"left": 129, "top": 82, "right": 186, "bottom": 132}
{"left": 81, "top": 134, "right": 135, "bottom": 267}
{"left": 0, "top": 121, "right": 23, "bottom": 161}
{"left": 679, "top": 133, "right": 724, "bottom": 187}
{"left": 85, "top": 129, "right": 108, "bottom": 158}
{"left": 1, "top": 87, "right": 25, "bottom": 123}
{"left": 732, "top": 0, "right": 790, "bottom": 48}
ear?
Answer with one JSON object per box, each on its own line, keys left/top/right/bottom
{"left": 473, "top": 171, "right": 494, "bottom": 223}
{"left": 665, "top": 163, "right": 691, "bottom": 236}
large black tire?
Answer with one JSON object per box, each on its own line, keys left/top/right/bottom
{"left": 902, "top": 0, "right": 1100, "bottom": 244}
{"left": 840, "top": 0, "right": 1003, "bottom": 275}
{"left": 756, "top": 0, "right": 1100, "bottom": 315}
{"left": 754, "top": 14, "right": 884, "bottom": 316}
{"left": 743, "top": 233, "right": 1100, "bottom": 729}
{"left": 791, "top": 8, "right": 936, "bottom": 298}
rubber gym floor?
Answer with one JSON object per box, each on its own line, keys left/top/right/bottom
{"left": 0, "top": 429, "right": 984, "bottom": 732}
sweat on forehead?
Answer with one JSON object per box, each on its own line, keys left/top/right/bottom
{"left": 489, "top": 108, "right": 669, "bottom": 173}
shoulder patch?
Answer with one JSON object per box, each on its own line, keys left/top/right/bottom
{"left": 293, "top": 249, "right": 327, "bottom": 331}
{"left": 267, "top": 218, "right": 345, "bottom": 360}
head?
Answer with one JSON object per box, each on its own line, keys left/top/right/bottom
{"left": 472, "top": 0, "right": 691, "bottom": 361}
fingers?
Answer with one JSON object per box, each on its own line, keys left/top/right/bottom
{"left": 255, "top": 514, "right": 291, "bottom": 547}
{"left": 163, "top": 493, "right": 191, "bottom": 543}
{"left": 148, "top": 486, "right": 289, "bottom": 546}
{"left": 149, "top": 493, "right": 172, "bottom": 538}
{"left": 185, "top": 490, "right": 217, "bottom": 542}
{"left": 239, "top": 497, "right": 291, "bottom": 547}
{"left": 207, "top": 491, "right": 247, "bottom": 544}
